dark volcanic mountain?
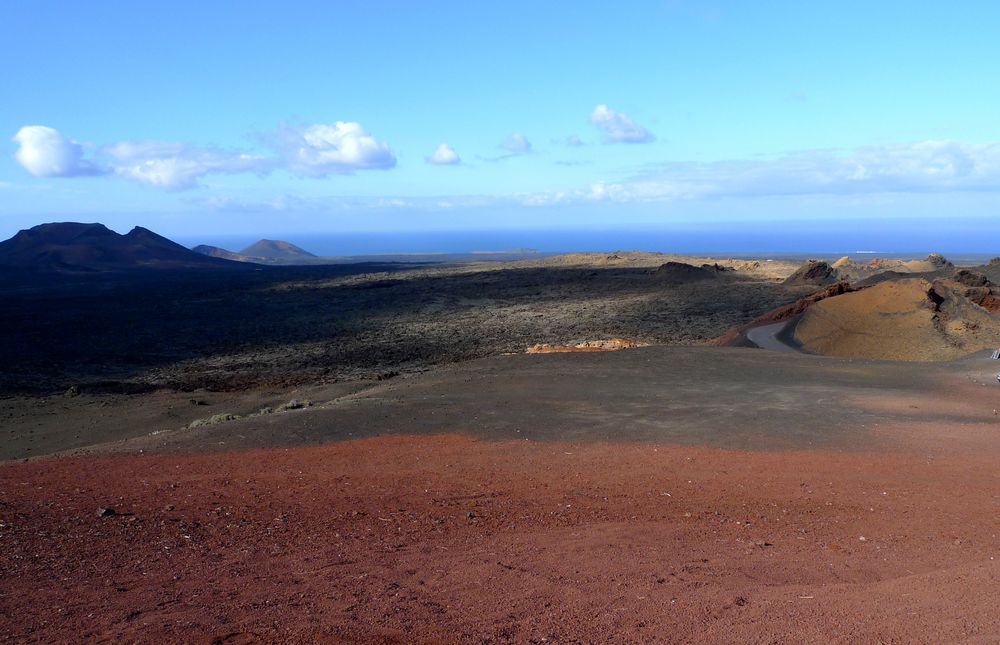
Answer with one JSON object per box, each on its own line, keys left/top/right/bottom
{"left": 0, "top": 222, "right": 243, "bottom": 272}
{"left": 240, "top": 239, "right": 316, "bottom": 260}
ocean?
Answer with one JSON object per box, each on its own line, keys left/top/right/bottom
{"left": 176, "top": 228, "right": 1000, "bottom": 265}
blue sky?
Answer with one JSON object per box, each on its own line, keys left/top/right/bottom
{"left": 3, "top": 1, "right": 1000, "bottom": 248}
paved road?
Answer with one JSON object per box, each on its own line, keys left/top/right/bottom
{"left": 746, "top": 320, "right": 798, "bottom": 352}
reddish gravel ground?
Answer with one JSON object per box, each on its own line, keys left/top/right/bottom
{"left": 2, "top": 430, "right": 1000, "bottom": 643}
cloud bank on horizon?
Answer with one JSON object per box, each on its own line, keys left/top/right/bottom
{"left": 578, "top": 140, "right": 1000, "bottom": 204}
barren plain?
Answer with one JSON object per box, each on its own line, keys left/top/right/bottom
{"left": 3, "top": 251, "right": 1000, "bottom": 643}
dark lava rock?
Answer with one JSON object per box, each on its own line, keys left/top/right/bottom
{"left": 783, "top": 260, "right": 839, "bottom": 287}
{"left": 953, "top": 269, "right": 990, "bottom": 288}
{"left": 97, "top": 507, "right": 117, "bottom": 518}
{"left": 653, "top": 262, "right": 719, "bottom": 284}
{"left": 926, "top": 253, "right": 953, "bottom": 269}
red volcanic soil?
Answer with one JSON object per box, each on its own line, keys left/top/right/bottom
{"left": 3, "top": 432, "right": 1000, "bottom": 642}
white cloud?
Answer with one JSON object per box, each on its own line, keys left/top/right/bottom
{"left": 634, "top": 140, "right": 1000, "bottom": 199}
{"left": 274, "top": 122, "right": 396, "bottom": 176}
{"left": 149, "top": 138, "right": 1000, "bottom": 217}
{"left": 12, "top": 126, "right": 105, "bottom": 177}
{"left": 15, "top": 121, "right": 1000, "bottom": 209}
{"left": 426, "top": 143, "right": 461, "bottom": 165}
{"left": 106, "top": 140, "right": 271, "bottom": 190}
{"left": 12, "top": 121, "right": 397, "bottom": 190}
{"left": 565, "top": 134, "right": 584, "bottom": 147}
{"left": 499, "top": 133, "right": 532, "bottom": 153}
{"left": 590, "top": 104, "right": 654, "bottom": 144}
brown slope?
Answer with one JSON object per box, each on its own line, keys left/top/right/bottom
{"left": 794, "top": 277, "right": 1000, "bottom": 361}
{"left": 715, "top": 282, "right": 859, "bottom": 347}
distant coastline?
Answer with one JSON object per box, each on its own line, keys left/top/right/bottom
{"left": 174, "top": 230, "right": 1000, "bottom": 265}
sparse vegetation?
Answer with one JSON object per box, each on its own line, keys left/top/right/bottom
{"left": 188, "top": 413, "right": 241, "bottom": 428}
{"left": 277, "top": 399, "right": 311, "bottom": 411}
{"left": 186, "top": 399, "right": 313, "bottom": 428}
{"left": 0, "top": 253, "right": 805, "bottom": 393}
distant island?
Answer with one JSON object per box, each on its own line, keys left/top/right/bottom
{"left": 193, "top": 239, "right": 317, "bottom": 264}
{"left": 193, "top": 238, "right": 543, "bottom": 265}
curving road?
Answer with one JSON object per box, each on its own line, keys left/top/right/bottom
{"left": 746, "top": 320, "right": 799, "bottom": 352}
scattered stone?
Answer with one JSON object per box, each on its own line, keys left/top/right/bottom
{"left": 64, "top": 386, "right": 79, "bottom": 397}
{"left": 97, "top": 507, "right": 116, "bottom": 517}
